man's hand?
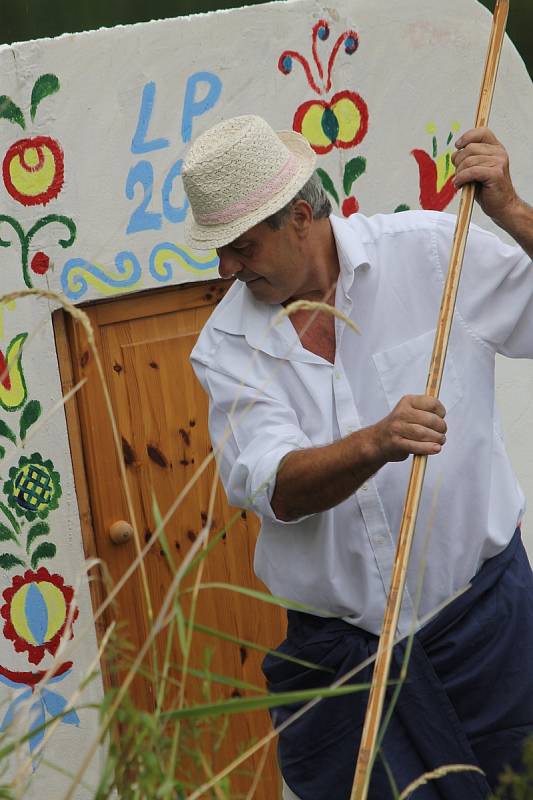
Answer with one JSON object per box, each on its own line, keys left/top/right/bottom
{"left": 270, "top": 394, "right": 446, "bottom": 521}
{"left": 451, "top": 127, "right": 519, "bottom": 225}
{"left": 451, "top": 127, "right": 533, "bottom": 260}
{"left": 370, "top": 395, "right": 447, "bottom": 462}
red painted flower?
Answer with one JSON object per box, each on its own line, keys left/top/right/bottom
{"left": 411, "top": 124, "right": 460, "bottom": 212}
{"left": 411, "top": 149, "right": 457, "bottom": 211}
{"left": 1, "top": 568, "right": 78, "bottom": 665}
{"left": 2, "top": 136, "right": 64, "bottom": 207}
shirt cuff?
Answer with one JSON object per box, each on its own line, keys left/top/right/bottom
{"left": 244, "top": 434, "right": 313, "bottom": 524}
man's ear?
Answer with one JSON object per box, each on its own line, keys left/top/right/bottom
{"left": 290, "top": 199, "right": 313, "bottom": 237}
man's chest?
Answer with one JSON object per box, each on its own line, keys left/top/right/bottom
{"left": 289, "top": 308, "right": 336, "bottom": 364}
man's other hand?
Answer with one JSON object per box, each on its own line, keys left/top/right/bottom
{"left": 370, "top": 394, "right": 447, "bottom": 462}
{"left": 451, "top": 127, "right": 519, "bottom": 225}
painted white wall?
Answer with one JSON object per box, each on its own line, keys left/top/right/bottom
{"left": 0, "top": 0, "right": 531, "bottom": 795}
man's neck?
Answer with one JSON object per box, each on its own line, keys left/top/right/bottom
{"left": 290, "top": 218, "right": 340, "bottom": 305}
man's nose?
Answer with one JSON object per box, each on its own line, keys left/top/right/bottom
{"left": 216, "top": 248, "right": 241, "bottom": 279}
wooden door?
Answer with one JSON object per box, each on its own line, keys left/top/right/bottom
{"left": 54, "top": 280, "right": 285, "bottom": 797}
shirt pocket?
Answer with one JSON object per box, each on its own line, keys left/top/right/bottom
{"left": 372, "top": 329, "right": 463, "bottom": 413}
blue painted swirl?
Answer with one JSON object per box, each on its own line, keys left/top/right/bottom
{"left": 61, "top": 251, "right": 142, "bottom": 300}
{"left": 149, "top": 242, "right": 219, "bottom": 283}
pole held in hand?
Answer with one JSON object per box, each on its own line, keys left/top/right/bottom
{"left": 351, "top": 2, "right": 510, "bottom": 798}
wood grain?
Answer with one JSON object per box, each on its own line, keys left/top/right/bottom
{"left": 60, "top": 279, "right": 284, "bottom": 797}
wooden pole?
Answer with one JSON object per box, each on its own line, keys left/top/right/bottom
{"left": 350, "top": 3, "right": 510, "bottom": 798}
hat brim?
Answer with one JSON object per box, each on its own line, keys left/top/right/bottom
{"left": 183, "top": 130, "right": 317, "bottom": 251}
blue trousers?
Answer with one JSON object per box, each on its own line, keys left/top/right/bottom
{"left": 263, "top": 529, "right": 533, "bottom": 799}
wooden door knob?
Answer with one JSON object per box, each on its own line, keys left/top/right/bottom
{"left": 109, "top": 520, "right": 133, "bottom": 544}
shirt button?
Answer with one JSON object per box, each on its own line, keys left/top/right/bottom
{"left": 374, "top": 535, "right": 386, "bottom": 545}
{"left": 361, "top": 483, "right": 368, "bottom": 491}
{"left": 334, "top": 370, "right": 341, "bottom": 380}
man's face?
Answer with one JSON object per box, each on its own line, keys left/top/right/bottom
{"left": 216, "top": 215, "right": 308, "bottom": 305}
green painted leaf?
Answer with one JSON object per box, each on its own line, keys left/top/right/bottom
{"left": 0, "top": 96, "right": 25, "bottom": 129}
{"left": 31, "top": 541, "right": 56, "bottom": 569}
{"left": 0, "top": 523, "right": 17, "bottom": 544}
{"left": 0, "top": 419, "right": 16, "bottom": 444}
{"left": 394, "top": 204, "right": 411, "bottom": 213}
{"left": 0, "top": 553, "right": 25, "bottom": 570}
{"left": 30, "top": 74, "right": 60, "bottom": 121}
{"left": 0, "top": 445, "right": 4, "bottom": 460}
{"left": 0, "top": 502, "right": 20, "bottom": 534}
{"left": 20, "top": 400, "right": 42, "bottom": 441}
{"left": 316, "top": 168, "right": 339, "bottom": 206}
{"left": 343, "top": 157, "right": 367, "bottom": 196}
{"left": 26, "top": 521, "right": 50, "bottom": 552}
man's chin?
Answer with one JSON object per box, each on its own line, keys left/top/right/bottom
{"left": 245, "top": 278, "right": 283, "bottom": 304}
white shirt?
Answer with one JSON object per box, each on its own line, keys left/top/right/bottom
{"left": 190, "top": 211, "right": 532, "bottom": 636}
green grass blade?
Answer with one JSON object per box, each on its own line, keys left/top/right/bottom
{"left": 182, "top": 664, "right": 265, "bottom": 695}
{"left": 152, "top": 492, "right": 176, "bottom": 575}
{"left": 162, "top": 682, "right": 374, "bottom": 721}
{"left": 187, "top": 582, "right": 334, "bottom": 617}
{"left": 192, "top": 621, "right": 334, "bottom": 674}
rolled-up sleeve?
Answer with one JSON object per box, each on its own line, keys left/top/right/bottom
{"left": 192, "top": 354, "right": 313, "bottom": 523}
{"left": 435, "top": 217, "right": 533, "bottom": 356}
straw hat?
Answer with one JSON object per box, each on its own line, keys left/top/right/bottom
{"left": 182, "top": 115, "right": 316, "bottom": 250}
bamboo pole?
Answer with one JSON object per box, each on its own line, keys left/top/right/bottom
{"left": 350, "top": 3, "right": 510, "bottom": 798}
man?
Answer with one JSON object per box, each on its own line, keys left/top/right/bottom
{"left": 183, "top": 114, "right": 533, "bottom": 799}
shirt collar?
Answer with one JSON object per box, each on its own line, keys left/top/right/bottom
{"left": 329, "top": 214, "right": 371, "bottom": 298}
{"left": 210, "top": 282, "right": 322, "bottom": 363}
{"left": 210, "top": 214, "right": 370, "bottom": 362}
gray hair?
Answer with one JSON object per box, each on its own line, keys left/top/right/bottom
{"left": 265, "top": 171, "right": 332, "bottom": 230}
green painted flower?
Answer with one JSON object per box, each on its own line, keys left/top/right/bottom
{"left": 3, "top": 453, "right": 61, "bottom": 521}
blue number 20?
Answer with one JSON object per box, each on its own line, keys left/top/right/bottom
{"left": 126, "top": 159, "right": 189, "bottom": 234}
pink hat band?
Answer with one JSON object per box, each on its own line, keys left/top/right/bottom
{"left": 194, "top": 153, "right": 300, "bottom": 226}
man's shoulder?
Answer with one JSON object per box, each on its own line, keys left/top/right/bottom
{"left": 338, "top": 209, "right": 453, "bottom": 243}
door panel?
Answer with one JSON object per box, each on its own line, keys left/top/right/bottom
{"left": 62, "top": 281, "right": 285, "bottom": 797}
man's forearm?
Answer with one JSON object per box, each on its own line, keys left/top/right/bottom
{"left": 270, "top": 427, "right": 386, "bottom": 522}
{"left": 494, "top": 197, "right": 533, "bottom": 262}
{"left": 269, "top": 394, "right": 447, "bottom": 522}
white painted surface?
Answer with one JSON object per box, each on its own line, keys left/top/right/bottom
{"left": 0, "top": 0, "right": 531, "bottom": 795}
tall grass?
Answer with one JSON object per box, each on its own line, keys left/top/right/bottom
{"left": 0, "top": 289, "right": 530, "bottom": 798}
